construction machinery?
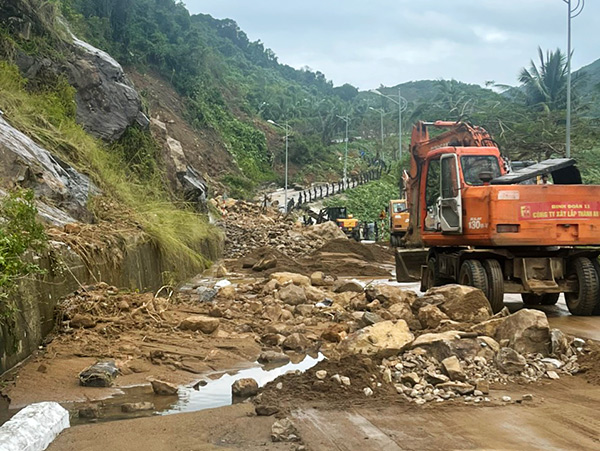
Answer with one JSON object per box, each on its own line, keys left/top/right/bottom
{"left": 389, "top": 199, "right": 410, "bottom": 247}
{"left": 315, "top": 206, "right": 361, "bottom": 240}
{"left": 396, "top": 120, "right": 600, "bottom": 315}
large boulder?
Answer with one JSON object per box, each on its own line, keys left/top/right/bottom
{"left": 339, "top": 320, "right": 414, "bottom": 356}
{"left": 389, "top": 303, "right": 422, "bottom": 330}
{"left": 270, "top": 272, "right": 311, "bottom": 287}
{"left": 310, "top": 271, "right": 336, "bottom": 287}
{"left": 426, "top": 285, "right": 492, "bottom": 322}
{"left": 282, "top": 333, "right": 311, "bottom": 352}
{"left": 232, "top": 378, "right": 259, "bottom": 398}
{"left": 307, "top": 221, "right": 348, "bottom": 241}
{"left": 277, "top": 284, "right": 307, "bottom": 306}
{"left": 410, "top": 330, "right": 498, "bottom": 361}
{"left": 495, "top": 309, "right": 551, "bottom": 356}
{"left": 333, "top": 279, "right": 364, "bottom": 293}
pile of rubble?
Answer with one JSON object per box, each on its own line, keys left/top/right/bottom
{"left": 243, "top": 278, "right": 586, "bottom": 411}
{"left": 214, "top": 199, "right": 346, "bottom": 259}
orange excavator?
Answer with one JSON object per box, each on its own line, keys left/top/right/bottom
{"left": 397, "top": 120, "right": 600, "bottom": 315}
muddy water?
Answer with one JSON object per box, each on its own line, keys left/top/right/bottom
{"left": 66, "top": 353, "right": 325, "bottom": 425}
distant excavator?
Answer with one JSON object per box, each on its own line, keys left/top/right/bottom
{"left": 396, "top": 120, "right": 600, "bottom": 316}
{"left": 314, "top": 206, "right": 361, "bottom": 241}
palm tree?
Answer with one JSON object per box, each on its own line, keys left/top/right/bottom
{"left": 519, "top": 47, "right": 568, "bottom": 113}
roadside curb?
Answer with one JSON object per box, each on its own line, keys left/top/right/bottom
{"left": 0, "top": 402, "right": 69, "bottom": 451}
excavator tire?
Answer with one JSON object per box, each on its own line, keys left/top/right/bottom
{"left": 482, "top": 259, "right": 504, "bottom": 313}
{"left": 425, "top": 257, "right": 443, "bottom": 290}
{"left": 521, "top": 293, "right": 560, "bottom": 306}
{"left": 591, "top": 259, "right": 600, "bottom": 315}
{"left": 565, "top": 257, "right": 599, "bottom": 316}
{"left": 459, "top": 259, "right": 489, "bottom": 295}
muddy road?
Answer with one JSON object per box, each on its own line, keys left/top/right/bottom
{"left": 2, "top": 216, "right": 600, "bottom": 450}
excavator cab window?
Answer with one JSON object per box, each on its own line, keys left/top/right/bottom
{"left": 392, "top": 202, "right": 407, "bottom": 213}
{"left": 461, "top": 156, "right": 501, "bottom": 186}
{"left": 424, "top": 159, "right": 441, "bottom": 231}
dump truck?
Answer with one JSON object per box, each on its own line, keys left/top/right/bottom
{"left": 397, "top": 120, "right": 600, "bottom": 316}
{"left": 389, "top": 199, "right": 410, "bottom": 247}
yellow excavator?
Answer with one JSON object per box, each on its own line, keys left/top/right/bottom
{"left": 316, "top": 206, "right": 361, "bottom": 240}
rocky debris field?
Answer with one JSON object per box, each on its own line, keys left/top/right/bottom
{"left": 5, "top": 264, "right": 600, "bottom": 430}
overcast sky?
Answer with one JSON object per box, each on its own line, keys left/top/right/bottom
{"left": 183, "top": 0, "right": 598, "bottom": 90}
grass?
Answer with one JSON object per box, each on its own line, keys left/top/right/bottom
{"left": 0, "top": 61, "right": 219, "bottom": 278}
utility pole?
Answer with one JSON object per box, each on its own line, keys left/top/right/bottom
{"left": 562, "top": 0, "right": 585, "bottom": 158}
{"left": 267, "top": 119, "right": 292, "bottom": 212}
{"left": 337, "top": 115, "right": 350, "bottom": 182}
{"left": 371, "top": 88, "right": 407, "bottom": 161}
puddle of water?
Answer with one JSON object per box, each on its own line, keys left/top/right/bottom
{"left": 68, "top": 353, "right": 325, "bottom": 425}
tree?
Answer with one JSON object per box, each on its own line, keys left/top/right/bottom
{"left": 518, "top": 47, "right": 568, "bottom": 113}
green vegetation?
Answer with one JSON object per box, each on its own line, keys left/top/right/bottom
{"left": 0, "top": 190, "right": 47, "bottom": 326}
{"left": 0, "top": 61, "right": 218, "bottom": 276}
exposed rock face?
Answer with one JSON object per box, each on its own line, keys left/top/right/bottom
{"left": 0, "top": 116, "right": 98, "bottom": 223}
{"left": 14, "top": 23, "right": 146, "bottom": 142}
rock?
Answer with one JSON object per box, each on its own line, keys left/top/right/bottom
{"left": 282, "top": 333, "right": 310, "bottom": 352}
{"left": 546, "top": 370, "right": 560, "bottom": 380}
{"left": 70, "top": 314, "right": 96, "bottom": 329}
{"left": 572, "top": 337, "right": 585, "bottom": 348}
{"left": 436, "top": 381, "right": 475, "bottom": 395}
{"left": 179, "top": 315, "right": 220, "bottom": 334}
{"left": 78, "top": 405, "right": 100, "bottom": 419}
{"left": 258, "top": 351, "right": 290, "bottom": 365}
{"left": 271, "top": 418, "right": 300, "bottom": 442}
{"left": 475, "top": 380, "right": 490, "bottom": 395}
{"left": 304, "top": 285, "right": 326, "bottom": 302}
{"left": 363, "top": 387, "right": 374, "bottom": 397}
{"left": 495, "top": 309, "right": 551, "bottom": 356}
{"left": 117, "top": 300, "right": 131, "bottom": 310}
{"left": 334, "top": 279, "right": 364, "bottom": 293}
{"left": 389, "top": 303, "right": 421, "bottom": 330}
{"left": 217, "top": 285, "right": 237, "bottom": 300}
{"left": 411, "top": 294, "right": 446, "bottom": 312}
{"left": 522, "top": 394, "right": 534, "bottom": 401}
{"left": 502, "top": 396, "right": 512, "bottom": 402}
{"left": 310, "top": 271, "right": 335, "bottom": 287}
{"left": 340, "top": 376, "right": 351, "bottom": 386}
{"left": 79, "top": 360, "right": 119, "bottom": 387}
{"left": 121, "top": 402, "right": 155, "bottom": 413}
{"left": 278, "top": 284, "right": 307, "bottom": 306}
{"left": 410, "top": 330, "right": 499, "bottom": 362}
{"left": 252, "top": 256, "right": 277, "bottom": 272}
{"left": 263, "top": 305, "right": 283, "bottom": 322}
{"left": 150, "top": 379, "right": 178, "bottom": 396}
{"left": 321, "top": 324, "right": 349, "bottom": 343}
{"left": 550, "top": 328, "right": 571, "bottom": 358}
{"left": 262, "top": 279, "right": 280, "bottom": 294}
{"left": 427, "top": 285, "right": 492, "bottom": 322}
{"left": 401, "top": 372, "right": 421, "bottom": 386}
{"left": 215, "top": 264, "right": 228, "bottom": 278}
{"left": 295, "top": 304, "right": 314, "bottom": 317}
{"left": 358, "top": 311, "right": 384, "bottom": 328}
{"left": 255, "top": 405, "right": 279, "bottom": 416}
{"left": 424, "top": 371, "right": 449, "bottom": 385}
{"left": 331, "top": 374, "right": 342, "bottom": 384}
{"left": 270, "top": 272, "right": 311, "bottom": 287}
{"left": 315, "top": 370, "right": 328, "bottom": 380}
{"left": 441, "top": 356, "right": 466, "bottom": 381}
{"left": 418, "top": 305, "right": 449, "bottom": 329}
{"left": 232, "top": 378, "right": 259, "bottom": 398}
{"left": 365, "top": 284, "right": 417, "bottom": 306}
{"left": 469, "top": 317, "right": 506, "bottom": 337}
{"left": 340, "top": 320, "right": 414, "bottom": 356}
{"left": 196, "top": 287, "right": 218, "bottom": 303}
{"left": 495, "top": 347, "right": 527, "bottom": 374}
{"left": 382, "top": 368, "right": 393, "bottom": 383}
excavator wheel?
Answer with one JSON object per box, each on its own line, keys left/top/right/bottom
{"left": 425, "top": 257, "right": 443, "bottom": 290}
{"left": 591, "top": 259, "right": 600, "bottom": 315}
{"left": 482, "top": 259, "right": 504, "bottom": 313}
{"left": 521, "top": 293, "right": 560, "bottom": 306}
{"left": 565, "top": 257, "right": 600, "bottom": 316}
{"left": 458, "top": 259, "right": 489, "bottom": 295}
